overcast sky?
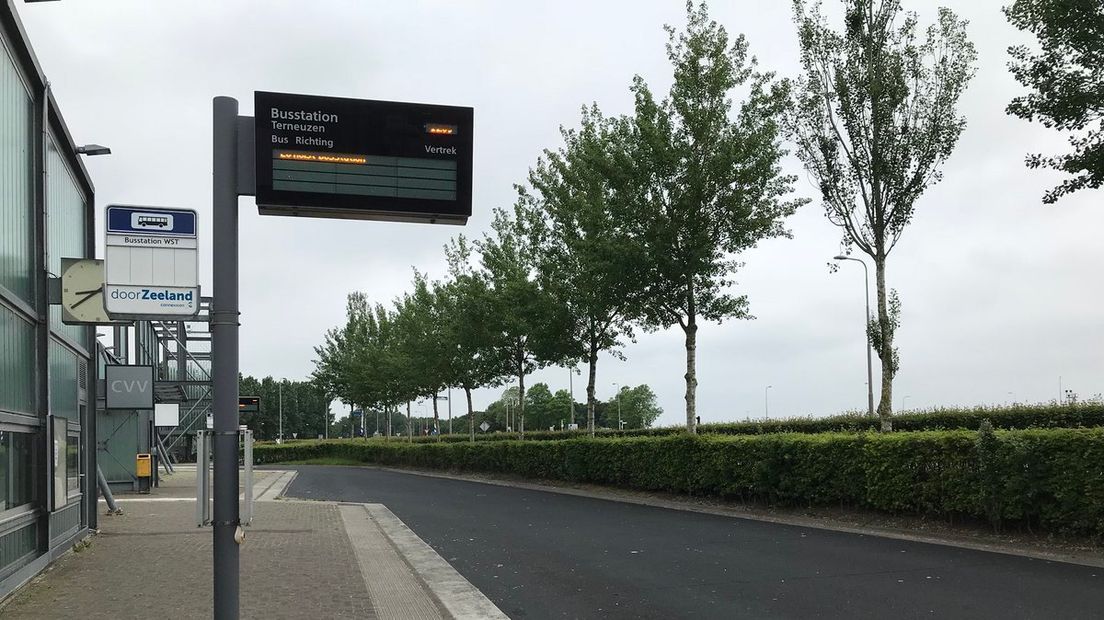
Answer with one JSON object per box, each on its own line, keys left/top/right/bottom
{"left": 19, "top": 0, "right": 1103, "bottom": 426}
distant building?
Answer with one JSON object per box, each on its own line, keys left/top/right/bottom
{"left": 1, "top": 0, "right": 98, "bottom": 598}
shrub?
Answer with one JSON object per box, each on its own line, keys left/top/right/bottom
{"left": 256, "top": 428, "right": 1104, "bottom": 538}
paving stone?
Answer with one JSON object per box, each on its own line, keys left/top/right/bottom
{"left": 1, "top": 488, "right": 375, "bottom": 618}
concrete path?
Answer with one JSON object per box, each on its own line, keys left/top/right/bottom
{"left": 0, "top": 465, "right": 504, "bottom": 619}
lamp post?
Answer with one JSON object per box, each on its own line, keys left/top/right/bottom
{"left": 901, "top": 395, "right": 911, "bottom": 411}
{"left": 568, "top": 367, "right": 579, "bottom": 426}
{"left": 278, "top": 383, "right": 283, "bottom": 443}
{"left": 765, "top": 385, "right": 772, "bottom": 419}
{"left": 613, "top": 382, "right": 621, "bottom": 430}
{"left": 834, "top": 255, "right": 875, "bottom": 418}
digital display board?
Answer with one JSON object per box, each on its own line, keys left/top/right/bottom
{"left": 254, "top": 91, "right": 473, "bottom": 224}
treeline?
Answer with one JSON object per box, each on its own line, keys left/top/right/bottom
{"left": 314, "top": 3, "right": 805, "bottom": 434}
{"left": 385, "top": 402, "right": 1104, "bottom": 444}
{"left": 313, "top": 1, "right": 1096, "bottom": 433}
{"left": 238, "top": 375, "right": 331, "bottom": 441}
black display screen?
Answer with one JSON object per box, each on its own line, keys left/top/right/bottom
{"left": 254, "top": 91, "right": 473, "bottom": 224}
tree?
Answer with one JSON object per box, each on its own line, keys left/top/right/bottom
{"left": 625, "top": 2, "right": 805, "bottom": 432}
{"left": 476, "top": 208, "right": 576, "bottom": 436}
{"left": 1005, "top": 0, "right": 1104, "bottom": 203}
{"left": 520, "top": 105, "right": 644, "bottom": 436}
{"left": 443, "top": 237, "right": 509, "bottom": 440}
{"left": 238, "top": 375, "right": 330, "bottom": 441}
{"left": 314, "top": 294, "right": 414, "bottom": 437}
{"left": 392, "top": 272, "right": 451, "bottom": 435}
{"left": 608, "top": 384, "right": 664, "bottom": 429}
{"left": 786, "top": 0, "right": 976, "bottom": 427}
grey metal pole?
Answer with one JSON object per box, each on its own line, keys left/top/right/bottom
{"left": 860, "top": 260, "right": 874, "bottom": 418}
{"left": 97, "top": 465, "right": 121, "bottom": 514}
{"left": 568, "top": 368, "right": 574, "bottom": 426}
{"left": 211, "top": 96, "right": 240, "bottom": 619}
{"left": 448, "top": 388, "right": 452, "bottom": 435}
{"left": 836, "top": 256, "right": 875, "bottom": 417}
{"left": 278, "top": 383, "right": 283, "bottom": 442}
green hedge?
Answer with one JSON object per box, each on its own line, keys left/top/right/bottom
{"left": 376, "top": 403, "right": 1104, "bottom": 444}
{"left": 256, "top": 427, "right": 1104, "bottom": 537}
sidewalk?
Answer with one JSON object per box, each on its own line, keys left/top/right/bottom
{"left": 0, "top": 466, "right": 504, "bottom": 619}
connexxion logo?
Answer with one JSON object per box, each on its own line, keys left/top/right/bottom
{"left": 110, "top": 288, "right": 194, "bottom": 302}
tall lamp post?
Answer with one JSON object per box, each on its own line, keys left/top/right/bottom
{"left": 568, "top": 367, "right": 579, "bottom": 426}
{"left": 765, "top": 385, "right": 772, "bottom": 419}
{"left": 612, "top": 382, "right": 622, "bottom": 430}
{"left": 834, "top": 255, "right": 875, "bottom": 418}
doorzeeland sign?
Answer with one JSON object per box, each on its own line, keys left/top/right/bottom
{"left": 254, "top": 91, "right": 473, "bottom": 224}
{"left": 104, "top": 205, "right": 199, "bottom": 319}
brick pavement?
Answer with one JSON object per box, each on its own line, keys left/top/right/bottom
{"left": 0, "top": 500, "right": 377, "bottom": 619}
{"left": 0, "top": 466, "right": 469, "bottom": 620}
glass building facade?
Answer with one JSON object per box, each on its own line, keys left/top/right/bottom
{"left": 0, "top": 0, "right": 96, "bottom": 598}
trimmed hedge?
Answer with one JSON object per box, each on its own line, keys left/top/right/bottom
{"left": 375, "top": 402, "right": 1104, "bottom": 444}
{"left": 256, "top": 427, "right": 1104, "bottom": 538}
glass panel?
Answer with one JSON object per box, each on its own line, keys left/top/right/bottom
{"left": 67, "top": 432, "right": 79, "bottom": 496}
{"left": 47, "top": 139, "right": 89, "bottom": 345}
{"left": 0, "top": 44, "right": 34, "bottom": 303}
{"left": 49, "top": 338, "right": 78, "bottom": 420}
{"left": 0, "top": 304, "right": 34, "bottom": 414}
{"left": 0, "top": 431, "right": 37, "bottom": 511}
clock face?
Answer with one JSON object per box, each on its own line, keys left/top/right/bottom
{"left": 61, "top": 258, "right": 127, "bottom": 325}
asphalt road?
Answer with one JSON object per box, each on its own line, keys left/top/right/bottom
{"left": 285, "top": 465, "right": 1103, "bottom": 619}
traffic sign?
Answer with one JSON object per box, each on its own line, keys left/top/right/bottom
{"left": 254, "top": 91, "right": 473, "bottom": 224}
{"left": 104, "top": 205, "right": 199, "bottom": 318}
{"left": 479, "top": 421, "right": 490, "bottom": 432}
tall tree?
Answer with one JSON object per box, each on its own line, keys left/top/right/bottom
{"left": 477, "top": 208, "right": 576, "bottom": 436}
{"left": 625, "top": 2, "right": 805, "bottom": 432}
{"left": 786, "top": 0, "right": 976, "bottom": 427}
{"left": 392, "top": 272, "right": 451, "bottom": 435}
{"left": 1005, "top": 0, "right": 1104, "bottom": 203}
{"left": 520, "top": 106, "right": 644, "bottom": 436}
{"left": 443, "top": 237, "right": 508, "bottom": 441}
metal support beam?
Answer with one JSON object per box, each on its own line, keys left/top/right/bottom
{"left": 97, "top": 465, "right": 121, "bottom": 515}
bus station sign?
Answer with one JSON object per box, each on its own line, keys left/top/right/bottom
{"left": 104, "top": 205, "right": 199, "bottom": 318}
{"left": 254, "top": 91, "right": 473, "bottom": 224}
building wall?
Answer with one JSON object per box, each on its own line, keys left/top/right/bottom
{"left": 0, "top": 0, "right": 96, "bottom": 597}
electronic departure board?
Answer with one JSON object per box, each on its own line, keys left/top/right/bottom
{"left": 254, "top": 91, "right": 473, "bottom": 224}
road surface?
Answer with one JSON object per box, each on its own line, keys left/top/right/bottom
{"left": 285, "top": 465, "right": 1102, "bottom": 619}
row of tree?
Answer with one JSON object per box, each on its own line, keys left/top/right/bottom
{"left": 313, "top": 0, "right": 1101, "bottom": 433}
{"left": 335, "top": 383, "right": 662, "bottom": 438}
{"left": 238, "top": 375, "right": 331, "bottom": 441}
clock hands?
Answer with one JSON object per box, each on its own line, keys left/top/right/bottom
{"left": 70, "top": 287, "right": 102, "bottom": 310}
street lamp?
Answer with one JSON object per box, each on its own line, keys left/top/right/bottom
{"left": 568, "top": 366, "right": 580, "bottom": 426}
{"left": 901, "top": 395, "right": 911, "bottom": 411}
{"left": 76, "top": 143, "right": 111, "bottom": 156}
{"left": 834, "top": 254, "right": 875, "bottom": 417}
{"left": 612, "top": 382, "right": 622, "bottom": 430}
{"left": 765, "top": 385, "right": 773, "bottom": 419}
